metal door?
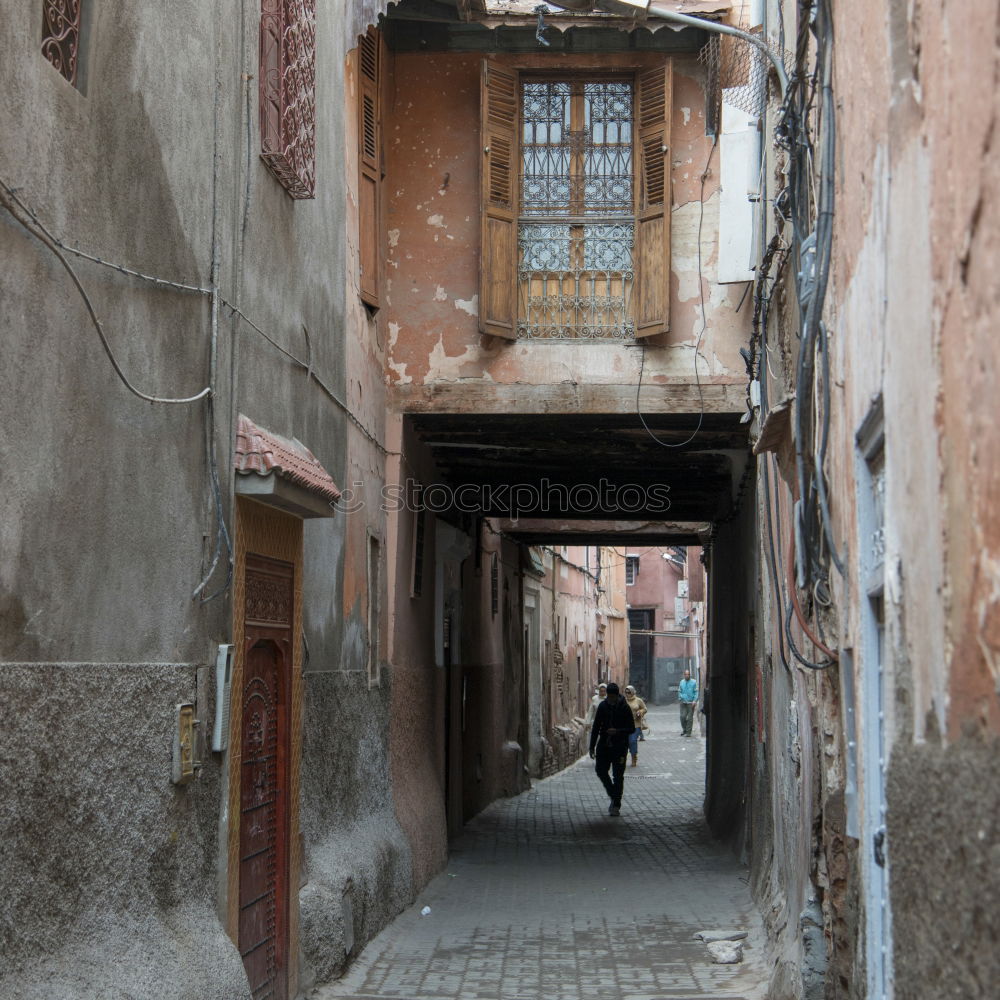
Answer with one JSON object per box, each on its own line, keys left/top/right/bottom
{"left": 627, "top": 608, "right": 654, "bottom": 698}
{"left": 239, "top": 555, "right": 293, "bottom": 1000}
{"left": 857, "top": 400, "right": 893, "bottom": 998}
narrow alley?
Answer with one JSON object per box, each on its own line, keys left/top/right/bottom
{"left": 315, "top": 708, "right": 766, "bottom": 1000}
{"left": 2, "top": 1, "right": 999, "bottom": 999}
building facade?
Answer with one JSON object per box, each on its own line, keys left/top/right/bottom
{"left": 2, "top": 3, "right": 745, "bottom": 997}
{"left": 733, "top": 1, "right": 1000, "bottom": 996}
{"left": 625, "top": 545, "right": 706, "bottom": 704}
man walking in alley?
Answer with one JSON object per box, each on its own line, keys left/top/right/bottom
{"left": 678, "top": 670, "right": 698, "bottom": 737}
{"left": 589, "top": 682, "right": 634, "bottom": 816}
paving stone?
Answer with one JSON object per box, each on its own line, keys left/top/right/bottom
{"left": 312, "top": 707, "right": 768, "bottom": 1000}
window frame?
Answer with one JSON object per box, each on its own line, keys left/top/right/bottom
{"left": 259, "top": 0, "right": 317, "bottom": 200}
{"left": 479, "top": 55, "right": 672, "bottom": 342}
{"left": 517, "top": 72, "right": 638, "bottom": 341}
{"left": 41, "top": 0, "right": 86, "bottom": 90}
{"left": 357, "top": 25, "right": 384, "bottom": 308}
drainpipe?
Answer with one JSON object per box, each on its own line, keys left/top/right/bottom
{"left": 545, "top": 0, "right": 788, "bottom": 98}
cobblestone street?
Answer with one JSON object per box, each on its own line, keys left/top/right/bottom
{"left": 314, "top": 707, "right": 768, "bottom": 1000}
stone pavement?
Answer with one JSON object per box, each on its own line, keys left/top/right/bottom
{"left": 313, "top": 707, "right": 768, "bottom": 1000}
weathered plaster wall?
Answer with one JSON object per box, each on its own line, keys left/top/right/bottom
{"left": 824, "top": 1, "right": 1000, "bottom": 995}
{"left": 0, "top": 663, "right": 248, "bottom": 1000}
{"left": 750, "top": 1, "right": 1000, "bottom": 996}
{"left": 878, "top": 2, "right": 1000, "bottom": 994}
{"left": 1, "top": 2, "right": 406, "bottom": 994}
{"left": 294, "top": 39, "right": 412, "bottom": 989}
{"left": 386, "top": 420, "right": 448, "bottom": 890}
{"left": 383, "top": 51, "right": 750, "bottom": 400}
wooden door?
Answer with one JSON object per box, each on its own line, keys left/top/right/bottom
{"left": 627, "top": 608, "right": 654, "bottom": 699}
{"left": 239, "top": 555, "right": 293, "bottom": 1000}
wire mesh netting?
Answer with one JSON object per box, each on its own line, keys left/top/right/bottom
{"left": 698, "top": 32, "right": 792, "bottom": 121}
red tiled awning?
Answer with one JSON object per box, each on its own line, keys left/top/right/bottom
{"left": 235, "top": 414, "right": 341, "bottom": 508}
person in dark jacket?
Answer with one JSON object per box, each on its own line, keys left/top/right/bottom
{"left": 588, "top": 682, "right": 635, "bottom": 816}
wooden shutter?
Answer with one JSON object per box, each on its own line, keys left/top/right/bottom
{"left": 480, "top": 61, "right": 519, "bottom": 340}
{"left": 358, "top": 27, "right": 382, "bottom": 308}
{"left": 635, "top": 60, "right": 673, "bottom": 337}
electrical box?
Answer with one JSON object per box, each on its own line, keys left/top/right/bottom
{"left": 212, "top": 644, "right": 234, "bottom": 752}
{"left": 172, "top": 703, "right": 198, "bottom": 785}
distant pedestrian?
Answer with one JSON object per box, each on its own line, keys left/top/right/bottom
{"left": 585, "top": 682, "right": 607, "bottom": 727}
{"left": 589, "top": 682, "right": 635, "bottom": 816}
{"left": 623, "top": 685, "right": 647, "bottom": 767}
{"left": 678, "top": 669, "right": 698, "bottom": 736}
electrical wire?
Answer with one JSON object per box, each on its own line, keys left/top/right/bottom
{"left": 0, "top": 181, "right": 213, "bottom": 405}
{"left": 0, "top": 180, "right": 212, "bottom": 295}
{"left": 761, "top": 453, "right": 792, "bottom": 675}
{"left": 785, "top": 507, "right": 835, "bottom": 668}
{"left": 814, "top": 320, "right": 844, "bottom": 575}
{"left": 635, "top": 136, "right": 717, "bottom": 451}
{"left": 192, "top": 51, "right": 233, "bottom": 605}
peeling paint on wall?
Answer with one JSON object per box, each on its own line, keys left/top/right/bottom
{"left": 454, "top": 295, "right": 478, "bottom": 317}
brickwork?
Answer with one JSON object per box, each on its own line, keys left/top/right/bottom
{"left": 541, "top": 719, "right": 589, "bottom": 778}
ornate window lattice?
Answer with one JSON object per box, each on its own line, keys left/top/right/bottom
{"left": 518, "top": 79, "right": 635, "bottom": 340}
{"left": 259, "top": 0, "right": 316, "bottom": 199}
{"left": 41, "top": 0, "right": 82, "bottom": 87}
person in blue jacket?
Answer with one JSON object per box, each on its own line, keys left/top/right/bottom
{"left": 588, "top": 682, "right": 635, "bottom": 816}
{"left": 678, "top": 669, "right": 699, "bottom": 736}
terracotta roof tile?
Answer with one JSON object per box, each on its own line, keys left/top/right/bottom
{"left": 234, "top": 414, "right": 341, "bottom": 504}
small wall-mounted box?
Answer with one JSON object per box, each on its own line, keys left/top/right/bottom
{"left": 172, "top": 703, "right": 199, "bottom": 785}
{"left": 212, "top": 644, "right": 234, "bottom": 752}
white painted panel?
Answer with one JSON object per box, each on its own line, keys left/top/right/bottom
{"left": 718, "top": 99, "right": 758, "bottom": 284}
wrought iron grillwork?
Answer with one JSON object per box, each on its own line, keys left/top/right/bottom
{"left": 260, "top": 0, "right": 316, "bottom": 200}
{"left": 41, "top": 0, "right": 81, "bottom": 87}
{"left": 518, "top": 79, "right": 635, "bottom": 340}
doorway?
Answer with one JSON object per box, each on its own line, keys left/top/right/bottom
{"left": 628, "top": 608, "right": 654, "bottom": 697}
{"left": 238, "top": 555, "right": 294, "bottom": 1000}
{"left": 227, "top": 497, "right": 304, "bottom": 1000}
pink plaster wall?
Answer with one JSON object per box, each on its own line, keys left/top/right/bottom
{"left": 626, "top": 547, "right": 690, "bottom": 662}
{"left": 383, "top": 51, "right": 752, "bottom": 396}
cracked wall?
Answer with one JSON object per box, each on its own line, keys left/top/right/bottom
{"left": 382, "top": 52, "right": 751, "bottom": 403}
{"left": 752, "top": 1, "right": 1000, "bottom": 997}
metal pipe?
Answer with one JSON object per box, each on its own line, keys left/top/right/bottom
{"left": 547, "top": 0, "right": 789, "bottom": 97}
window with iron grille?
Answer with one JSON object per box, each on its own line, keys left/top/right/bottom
{"left": 625, "top": 554, "right": 639, "bottom": 586}
{"left": 519, "top": 78, "right": 635, "bottom": 340}
{"left": 259, "top": 0, "right": 316, "bottom": 199}
{"left": 480, "top": 61, "right": 672, "bottom": 341}
{"left": 41, "top": 1, "right": 83, "bottom": 88}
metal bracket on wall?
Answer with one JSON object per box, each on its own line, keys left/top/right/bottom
{"left": 172, "top": 702, "right": 202, "bottom": 785}
{"left": 212, "top": 643, "right": 234, "bottom": 752}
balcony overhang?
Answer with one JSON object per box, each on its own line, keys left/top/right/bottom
{"left": 383, "top": 0, "right": 727, "bottom": 51}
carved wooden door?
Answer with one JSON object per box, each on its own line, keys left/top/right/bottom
{"left": 239, "top": 555, "right": 293, "bottom": 1000}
